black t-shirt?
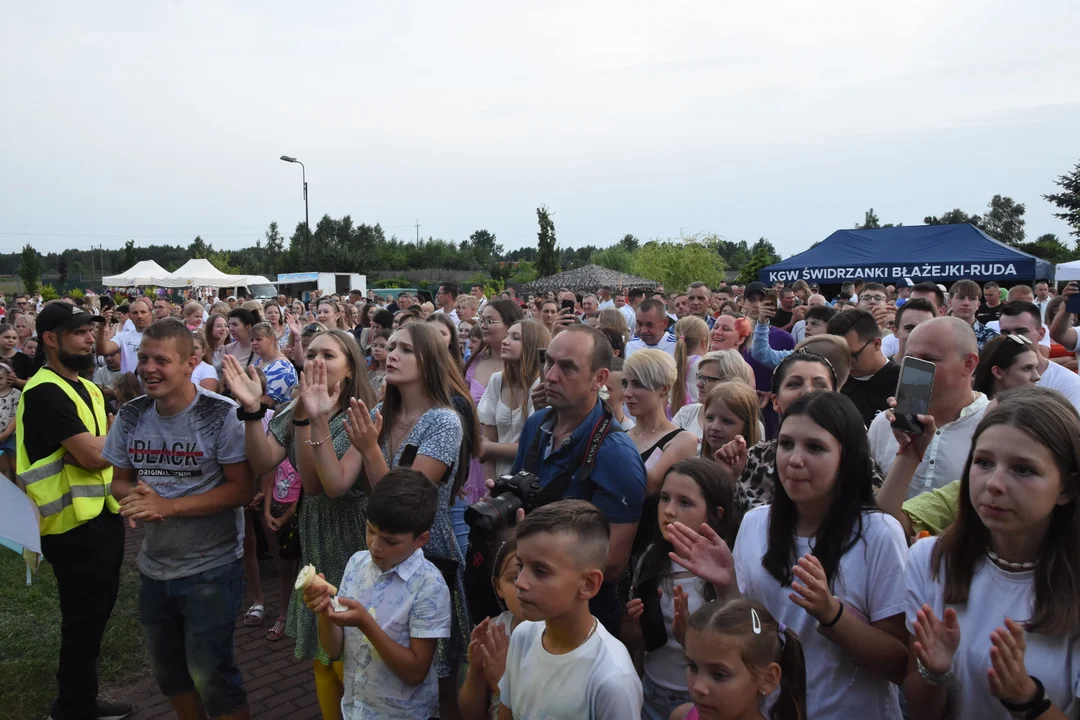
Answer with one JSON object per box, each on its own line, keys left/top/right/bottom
{"left": 976, "top": 302, "right": 1002, "bottom": 325}
{"left": 1, "top": 350, "right": 34, "bottom": 380}
{"left": 774, "top": 308, "right": 794, "bottom": 328}
{"left": 841, "top": 361, "right": 901, "bottom": 428}
{"left": 21, "top": 372, "right": 99, "bottom": 464}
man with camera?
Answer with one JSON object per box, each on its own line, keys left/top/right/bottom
{"left": 473, "top": 325, "right": 646, "bottom": 636}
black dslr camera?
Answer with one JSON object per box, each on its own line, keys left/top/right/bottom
{"left": 464, "top": 471, "right": 545, "bottom": 533}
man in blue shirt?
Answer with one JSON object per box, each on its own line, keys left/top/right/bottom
{"left": 511, "top": 324, "right": 646, "bottom": 635}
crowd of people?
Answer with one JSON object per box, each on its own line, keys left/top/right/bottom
{"left": 7, "top": 273, "right": 1080, "bottom": 720}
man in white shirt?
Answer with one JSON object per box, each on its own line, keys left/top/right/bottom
{"left": 95, "top": 299, "right": 153, "bottom": 373}
{"left": 624, "top": 299, "right": 676, "bottom": 358}
{"left": 997, "top": 300, "right": 1080, "bottom": 412}
{"left": 434, "top": 281, "right": 460, "bottom": 324}
{"left": 619, "top": 288, "right": 645, "bottom": 335}
{"left": 1034, "top": 278, "right": 1052, "bottom": 322}
{"left": 868, "top": 317, "right": 988, "bottom": 499}
{"left": 597, "top": 285, "right": 615, "bottom": 311}
{"left": 470, "top": 284, "right": 487, "bottom": 312}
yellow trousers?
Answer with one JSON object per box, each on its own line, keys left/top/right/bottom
{"left": 313, "top": 659, "right": 345, "bottom": 720}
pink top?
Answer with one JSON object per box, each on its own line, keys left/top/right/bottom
{"left": 684, "top": 707, "right": 699, "bottom": 720}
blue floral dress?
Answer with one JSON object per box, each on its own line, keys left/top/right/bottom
{"left": 372, "top": 403, "right": 470, "bottom": 677}
{"left": 255, "top": 356, "right": 299, "bottom": 406}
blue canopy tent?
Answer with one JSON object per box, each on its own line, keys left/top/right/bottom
{"left": 759, "top": 224, "right": 1052, "bottom": 285}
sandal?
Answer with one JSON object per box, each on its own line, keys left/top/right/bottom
{"left": 243, "top": 604, "right": 266, "bottom": 626}
{"left": 267, "top": 616, "right": 287, "bottom": 641}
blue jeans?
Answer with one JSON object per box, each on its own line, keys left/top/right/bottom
{"left": 451, "top": 498, "right": 470, "bottom": 557}
{"left": 642, "top": 674, "right": 692, "bottom": 720}
{"left": 139, "top": 559, "right": 246, "bottom": 717}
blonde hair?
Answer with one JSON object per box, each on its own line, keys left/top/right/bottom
{"left": 597, "top": 309, "right": 629, "bottom": 342}
{"left": 210, "top": 301, "right": 231, "bottom": 317}
{"left": 502, "top": 320, "right": 552, "bottom": 424}
{"left": 795, "top": 334, "right": 851, "bottom": 387}
{"left": 241, "top": 300, "right": 263, "bottom": 316}
{"left": 698, "top": 349, "right": 754, "bottom": 387}
{"left": 624, "top": 348, "right": 677, "bottom": 392}
{"left": 182, "top": 301, "right": 203, "bottom": 323}
{"left": 671, "top": 316, "right": 710, "bottom": 415}
{"left": 699, "top": 381, "right": 761, "bottom": 458}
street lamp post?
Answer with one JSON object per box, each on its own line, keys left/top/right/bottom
{"left": 279, "top": 155, "right": 310, "bottom": 265}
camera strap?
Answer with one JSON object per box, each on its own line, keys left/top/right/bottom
{"left": 525, "top": 400, "right": 620, "bottom": 506}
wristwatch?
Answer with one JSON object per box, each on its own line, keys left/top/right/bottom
{"left": 916, "top": 657, "right": 953, "bottom": 686}
{"left": 1000, "top": 676, "right": 1052, "bottom": 719}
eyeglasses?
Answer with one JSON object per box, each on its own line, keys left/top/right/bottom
{"left": 850, "top": 337, "right": 877, "bottom": 363}
{"left": 862, "top": 294, "right": 887, "bottom": 303}
{"left": 697, "top": 373, "right": 722, "bottom": 386}
{"left": 479, "top": 317, "right": 503, "bottom": 327}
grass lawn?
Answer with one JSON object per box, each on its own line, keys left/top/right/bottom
{"left": 0, "top": 551, "right": 148, "bottom": 720}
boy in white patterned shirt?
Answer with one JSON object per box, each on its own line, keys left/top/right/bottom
{"left": 303, "top": 469, "right": 451, "bottom": 720}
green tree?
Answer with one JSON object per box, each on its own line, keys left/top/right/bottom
{"left": 1045, "top": 160, "right": 1080, "bottom": 239}
{"left": 856, "top": 208, "right": 881, "bottom": 229}
{"left": 924, "top": 208, "right": 983, "bottom": 227}
{"left": 618, "top": 234, "right": 640, "bottom": 252}
{"left": 535, "top": 205, "right": 559, "bottom": 278}
{"left": 736, "top": 245, "right": 781, "bottom": 285}
{"left": 263, "top": 221, "right": 284, "bottom": 273}
{"left": 18, "top": 244, "right": 41, "bottom": 295}
{"left": 982, "top": 194, "right": 1026, "bottom": 246}
{"left": 507, "top": 260, "right": 539, "bottom": 284}
{"left": 57, "top": 256, "right": 69, "bottom": 287}
{"left": 122, "top": 239, "right": 138, "bottom": 268}
{"left": 1015, "top": 233, "right": 1073, "bottom": 262}
{"left": 188, "top": 235, "right": 210, "bottom": 259}
{"left": 631, "top": 238, "right": 726, "bottom": 292}
{"left": 590, "top": 245, "right": 634, "bottom": 273}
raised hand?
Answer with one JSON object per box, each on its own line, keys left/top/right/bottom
{"left": 667, "top": 521, "right": 736, "bottom": 590}
{"left": 988, "top": 618, "right": 1037, "bottom": 704}
{"left": 714, "top": 435, "right": 748, "bottom": 479}
{"left": 286, "top": 312, "right": 302, "bottom": 337}
{"left": 789, "top": 554, "right": 839, "bottom": 623}
{"left": 912, "top": 604, "right": 961, "bottom": 675}
{"left": 221, "top": 355, "right": 264, "bottom": 413}
{"left": 345, "top": 397, "right": 382, "bottom": 456}
{"left": 626, "top": 598, "right": 645, "bottom": 620}
{"left": 479, "top": 621, "right": 510, "bottom": 689}
{"left": 299, "top": 357, "right": 341, "bottom": 424}
{"left": 884, "top": 396, "right": 938, "bottom": 458}
{"left": 672, "top": 584, "right": 690, "bottom": 646}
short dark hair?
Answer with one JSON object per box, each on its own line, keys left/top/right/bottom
{"left": 827, "top": 309, "right": 879, "bottom": 343}
{"left": 911, "top": 282, "right": 945, "bottom": 308}
{"left": 779, "top": 287, "right": 795, "bottom": 298}
{"left": 895, "top": 298, "right": 936, "bottom": 328}
{"left": 628, "top": 288, "right": 647, "bottom": 302}
{"left": 515, "top": 499, "right": 610, "bottom": 570}
{"left": 372, "top": 309, "right": 395, "bottom": 328}
{"left": 861, "top": 282, "right": 886, "bottom": 295}
{"left": 367, "top": 468, "right": 438, "bottom": 537}
{"left": 228, "top": 307, "right": 260, "bottom": 326}
{"left": 1035, "top": 278, "right": 1050, "bottom": 287}
{"left": 117, "top": 304, "right": 130, "bottom": 314}
{"left": 441, "top": 281, "right": 459, "bottom": 296}
{"left": 1000, "top": 300, "right": 1042, "bottom": 328}
{"left": 805, "top": 304, "right": 836, "bottom": 324}
{"left": 984, "top": 281, "right": 1000, "bottom": 291}
{"left": 637, "top": 298, "right": 667, "bottom": 317}
{"left": 559, "top": 324, "right": 613, "bottom": 372}
{"left": 142, "top": 317, "right": 195, "bottom": 359}
{"left": 950, "top": 279, "right": 981, "bottom": 300}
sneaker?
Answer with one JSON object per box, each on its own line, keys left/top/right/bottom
{"left": 49, "top": 698, "right": 133, "bottom": 720}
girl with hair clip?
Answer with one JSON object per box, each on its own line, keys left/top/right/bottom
{"left": 672, "top": 599, "right": 807, "bottom": 720}
{"left": 625, "top": 459, "right": 741, "bottom": 720}
{"left": 699, "top": 382, "right": 761, "bottom": 463}
{"left": 306, "top": 322, "right": 480, "bottom": 717}
{"left": 973, "top": 334, "right": 1041, "bottom": 399}
{"left": 458, "top": 537, "right": 526, "bottom": 720}
{"left": 671, "top": 316, "right": 711, "bottom": 416}
{"left": 904, "top": 389, "right": 1080, "bottom": 720}
{"left": 222, "top": 329, "right": 375, "bottom": 718}
{"left": 478, "top": 319, "right": 551, "bottom": 481}
{"left": 316, "top": 298, "right": 347, "bottom": 331}
{"left": 673, "top": 392, "right": 908, "bottom": 718}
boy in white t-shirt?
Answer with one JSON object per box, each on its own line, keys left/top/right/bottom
{"left": 498, "top": 500, "right": 643, "bottom": 720}
{"left": 303, "top": 469, "right": 451, "bottom": 720}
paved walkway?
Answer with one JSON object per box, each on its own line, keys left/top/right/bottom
{"left": 120, "top": 525, "right": 322, "bottom": 719}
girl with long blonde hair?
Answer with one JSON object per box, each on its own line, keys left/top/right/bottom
{"left": 671, "top": 315, "right": 710, "bottom": 416}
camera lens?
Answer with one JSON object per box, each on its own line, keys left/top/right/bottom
{"left": 465, "top": 493, "right": 524, "bottom": 533}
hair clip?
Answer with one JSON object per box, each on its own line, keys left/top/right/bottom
{"left": 751, "top": 608, "right": 762, "bottom": 635}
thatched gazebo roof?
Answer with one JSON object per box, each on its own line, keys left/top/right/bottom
{"left": 517, "top": 264, "right": 660, "bottom": 296}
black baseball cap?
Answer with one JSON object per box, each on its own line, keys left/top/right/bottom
{"left": 36, "top": 301, "right": 104, "bottom": 335}
{"left": 744, "top": 282, "right": 767, "bottom": 300}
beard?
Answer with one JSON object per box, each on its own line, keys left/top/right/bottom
{"left": 59, "top": 349, "right": 96, "bottom": 373}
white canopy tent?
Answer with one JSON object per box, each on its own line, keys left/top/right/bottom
{"left": 102, "top": 259, "right": 170, "bottom": 286}
{"left": 1056, "top": 260, "right": 1080, "bottom": 282}
{"left": 154, "top": 258, "right": 248, "bottom": 288}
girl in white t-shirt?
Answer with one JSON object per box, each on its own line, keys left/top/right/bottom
{"left": 904, "top": 387, "right": 1080, "bottom": 719}
{"left": 671, "top": 391, "right": 909, "bottom": 719}
{"left": 190, "top": 331, "right": 219, "bottom": 392}
{"left": 672, "top": 599, "right": 808, "bottom": 720}
{"left": 458, "top": 538, "right": 526, "bottom": 720}
{"left": 625, "top": 458, "right": 741, "bottom": 720}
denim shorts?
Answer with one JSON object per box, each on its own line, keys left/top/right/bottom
{"left": 138, "top": 559, "right": 246, "bottom": 716}
{"left": 642, "top": 674, "right": 692, "bottom": 720}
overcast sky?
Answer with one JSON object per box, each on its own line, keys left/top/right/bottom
{"left": 2, "top": 1, "right": 1078, "bottom": 261}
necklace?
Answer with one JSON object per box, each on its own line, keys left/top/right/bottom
{"left": 543, "top": 618, "right": 598, "bottom": 653}
{"left": 986, "top": 550, "right": 1036, "bottom": 571}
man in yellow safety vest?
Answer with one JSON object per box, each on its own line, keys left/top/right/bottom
{"left": 16, "top": 301, "right": 131, "bottom": 720}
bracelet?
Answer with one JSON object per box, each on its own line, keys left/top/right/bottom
{"left": 1000, "top": 676, "right": 1051, "bottom": 719}
{"left": 304, "top": 432, "right": 332, "bottom": 446}
{"left": 236, "top": 404, "right": 267, "bottom": 422}
{"left": 292, "top": 418, "right": 311, "bottom": 427}
{"left": 916, "top": 657, "right": 954, "bottom": 686}
{"left": 820, "top": 598, "right": 844, "bottom": 628}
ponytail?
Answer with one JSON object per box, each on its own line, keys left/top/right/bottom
{"left": 670, "top": 316, "right": 709, "bottom": 415}
{"left": 771, "top": 626, "right": 808, "bottom": 720}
